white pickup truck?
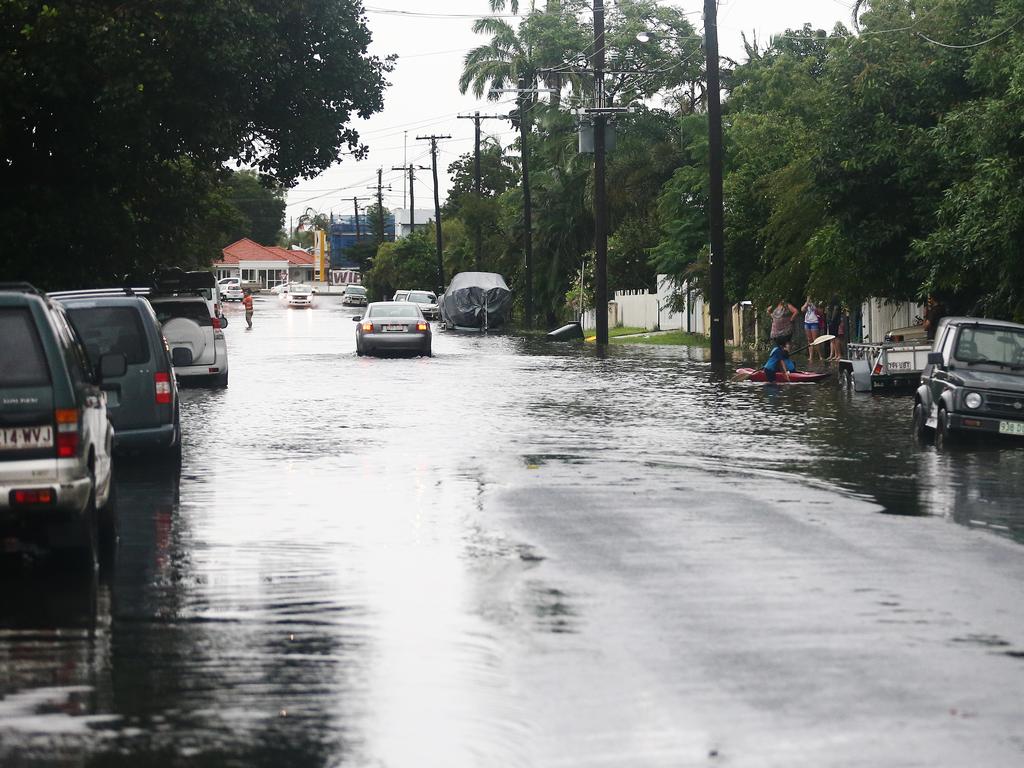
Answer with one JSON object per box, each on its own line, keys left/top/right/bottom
{"left": 840, "top": 324, "right": 933, "bottom": 392}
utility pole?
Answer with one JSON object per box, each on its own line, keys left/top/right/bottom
{"left": 458, "top": 112, "right": 508, "bottom": 271}
{"left": 593, "top": 0, "right": 608, "bottom": 346}
{"left": 353, "top": 197, "right": 361, "bottom": 242}
{"left": 367, "top": 169, "right": 392, "bottom": 244}
{"left": 392, "top": 163, "right": 430, "bottom": 237}
{"left": 518, "top": 79, "right": 534, "bottom": 329}
{"left": 704, "top": 0, "right": 726, "bottom": 364}
{"left": 417, "top": 133, "right": 451, "bottom": 293}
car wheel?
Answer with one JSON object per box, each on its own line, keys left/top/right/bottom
{"left": 912, "top": 401, "right": 931, "bottom": 443}
{"left": 217, "top": 372, "right": 229, "bottom": 388}
{"left": 935, "top": 407, "right": 957, "bottom": 450}
{"left": 98, "top": 471, "right": 118, "bottom": 565}
{"left": 422, "top": 345, "right": 432, "bottom": 357}
{"left": 61, "top": 467, "right": 98, "bottom": 571}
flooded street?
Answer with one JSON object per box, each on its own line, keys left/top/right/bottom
{"left": 2, "top": 295, "right": 1023, "bottom": 766}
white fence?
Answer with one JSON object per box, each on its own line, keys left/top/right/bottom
{"left": 582, "top": 276, "right": 706, "bottom": 334}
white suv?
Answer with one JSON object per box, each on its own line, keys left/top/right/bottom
{"left": 149, "top": 295, "right": 229, "bottom": 388}
{"left": 218, "top": 277, "right": 244, "bottom": 302}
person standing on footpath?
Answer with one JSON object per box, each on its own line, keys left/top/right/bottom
{"left": 242, "top": 290, "right": 254, "bottom": 329}
{"left": 768, "top": 299, "right": 799, "bottom": 344}
{"left": 801, "top": 297, "right": 820, "bottom": 362}
{"left": 826, "top": 296, "right": 842, "bottom": 361}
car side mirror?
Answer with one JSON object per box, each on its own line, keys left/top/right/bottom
{"left": 352, "top": 315, "right": 362, "bottom": 322}
{"left": 219, "top": 314, "right": 229, "bottom": 328}
{"left": 98, "top": 353, "right": 127, "bottom": 380}
{"left": 171, "top": 347, "right": 194, "bottom": 367}
{"left": 927, "top": 352, "right": 943, "bottom": 366}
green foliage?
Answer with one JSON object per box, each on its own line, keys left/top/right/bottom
{"left": 365, "top": 229, "right": 437, "bottom": 301}
{"left": 0, "top": 0, "right": 392, "bottom": 288}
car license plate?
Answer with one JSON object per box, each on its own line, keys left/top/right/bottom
{"left": 998, "top": 421, "right": 1024, "bottom": 436}
{"left": 0, "top": 425, "right": 54, "bottom": 450}
{"left": 383, "top": 324, "right": 406, "bottom": 332}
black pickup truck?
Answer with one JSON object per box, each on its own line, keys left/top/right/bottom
{"left": 913, "top": 317, "right": 1024, "bottom": 448}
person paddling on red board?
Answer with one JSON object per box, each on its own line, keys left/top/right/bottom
{"left": 763, "top": 339, "right": 795, "bottom": 383}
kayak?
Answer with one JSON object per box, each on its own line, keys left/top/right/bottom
{"left": 736, "top": 368, "right": 832, "bottom": 383}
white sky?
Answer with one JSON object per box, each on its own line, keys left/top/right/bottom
{"left": 284, "top": 1, "right": 857, "bottom": 223}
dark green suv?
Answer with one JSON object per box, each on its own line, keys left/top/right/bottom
{"left": 54, "top": 292, "right": 183, "bottom": 457}
{"left": 914, "top": 317, "right": 1024, "bottom": 448}
{"left": 0, "top": 284, "right": 117, "bottom": 566}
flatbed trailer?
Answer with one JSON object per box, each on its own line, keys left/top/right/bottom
{"left": 839, "top": 341, "right": 933, "bottom": 393}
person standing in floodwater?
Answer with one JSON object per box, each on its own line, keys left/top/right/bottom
{"left": 801, "top": 297, "right": 820, "bottom": 362}
{"left": 768, "top": 299, "right": 799, "bottom": 345}
{"left": 242, "top": 290, "right": 254, "bottom": 329}
{"left": 826, "top": 296, "right": 842, "bottom": 361}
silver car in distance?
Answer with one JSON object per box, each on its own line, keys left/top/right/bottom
{"left": 353, "top": 302, "right": 432, "bottom": 357}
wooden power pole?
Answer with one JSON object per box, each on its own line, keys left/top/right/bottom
{"left": 416, "top": 133, "right": 451, "bottom": 293}
{"left": 705, "top": 0, "right": 726, "bottom": 363}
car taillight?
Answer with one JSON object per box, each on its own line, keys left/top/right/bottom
{"left": 416, "top": 322, "right": 428, "bottom": 331}
{"left": 55, "top": 408, "right": 79, "bottom": 458}
{"left": 362, "top": 322, "right": 373, "bottom": 332}
{"left": 11, "top": 489, "right": 54, "bottom": 506}
{"left": 873, "top": 363, "right": 884, "bottom": 375}
{"left": 212, "top": 316, "right": 222, "bottom": 330}
{"left": 155, "top": 372, "right": 172, "bottom": 404}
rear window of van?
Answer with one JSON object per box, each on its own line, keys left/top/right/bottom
{"left": 67, "top": 306, "right": 151, "bottom": 367}
{"left": 0, "top": 308, "right": 51, "bottom": 387}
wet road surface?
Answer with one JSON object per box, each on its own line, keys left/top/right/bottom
{"left": 2, "top": 294, "right": 1024, "bottom": 766}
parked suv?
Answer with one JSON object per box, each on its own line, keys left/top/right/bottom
{"left": 149, "top": 295, "right": 229, "bottom": 388}
{"left": 0, "top": 284, "right": 116, "bottom": 566}
{"left": 53, "top": 292, "right": 184, "bottom": 456}
{"left": 913, "top": 317, "right": 1024, "bottom": 448}
{"left": 404, "top": 289, "right": 439, "bottom": 320}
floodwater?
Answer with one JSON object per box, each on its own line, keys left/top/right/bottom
{"left": 2, "top": 294, "right": 1023, "bottom": 766}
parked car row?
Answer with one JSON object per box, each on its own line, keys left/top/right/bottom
{"left": 1, "top": 273, "right": 232, "bottom": 569}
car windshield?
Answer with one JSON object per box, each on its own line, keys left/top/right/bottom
{"left": 407, "top": 291, "right": 435, "bottom": 304}
{"left": 290, "top": 285, "right": 311, "bottom": 293}
{"left": 67, "top": 306, "right": 151, "bottom": 366}
{"left": 368, "top": 304, "right": 420, "bottom": 318}
{"left": 953, "top": 326, "right": 1024, "bottom": 367}
{"left": 150, "top": 300, "right": 212, "bottom": 326}
{"left": 346, "top": 286, "right": 366, "bottom": 295}
{"left": 0, "top": 308, "right": 51, "bottom": 387}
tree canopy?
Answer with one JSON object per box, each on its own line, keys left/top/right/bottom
{"left": 1, "top": 0, "right": 392, "bottom": 288}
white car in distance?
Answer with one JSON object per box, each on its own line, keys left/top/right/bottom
{"left": 280, "top": 283, "right": 315, "bottom": 308}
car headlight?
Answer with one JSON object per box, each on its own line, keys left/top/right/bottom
{"left": 964, "top": 392, "right": 982, "bottom": 409}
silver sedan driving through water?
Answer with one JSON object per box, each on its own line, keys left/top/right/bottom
{"left": 354, "top": 301, "right": 431, "bottom": 357}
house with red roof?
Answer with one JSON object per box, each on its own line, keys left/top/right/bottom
{"left": 215, "top": 238, "right": 316, "bottom": 289}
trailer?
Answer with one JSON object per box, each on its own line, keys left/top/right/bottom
{"left": 839, "top": 341, "right": 933, "bottom": 393}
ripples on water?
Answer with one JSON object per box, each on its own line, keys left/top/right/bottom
{"left": 1, "top": 296, "right": 1022, "bottom": 766}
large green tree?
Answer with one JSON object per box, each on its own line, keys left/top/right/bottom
{"left": 0, "top": 0, "right": 392, "bottom": 288}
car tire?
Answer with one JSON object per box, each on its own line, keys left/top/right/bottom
{"left": 912, "top": 401, "right": 931, "bottom": 443}
{"left": 98, "top": 471, "right": 118, "bottom": 565}
{"left": 422, "top": 345, "right": 432, "bottom": 357}
{"left": 61, "top": 468, "right": 98, "bottom": 571}
{"left": 217, "top": 372, "right": 229, "bottom": 388}
{"left": 935, "top": 407, "right": 957, "bottom": 450}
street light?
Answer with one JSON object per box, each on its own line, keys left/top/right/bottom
{"left": 636, "top": 0, "right": 726, "bottom": 364}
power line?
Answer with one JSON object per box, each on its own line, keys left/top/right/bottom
{"left": 916, "top": 16, "right": 1024, "bottom": 49}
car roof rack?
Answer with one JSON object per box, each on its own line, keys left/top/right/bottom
{"left": 0, "top": 282, "right": 45, "bottom": 295}
{"left": 49, "top": 287, "right": 152, "bottom": 300}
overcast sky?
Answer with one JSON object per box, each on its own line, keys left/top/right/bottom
{"left": 284, "top": 1, "right": 857, "bottom": 224}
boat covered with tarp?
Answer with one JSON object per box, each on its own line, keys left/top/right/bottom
{"left": 438, "top": 272, "right": 512, "bottom": 330}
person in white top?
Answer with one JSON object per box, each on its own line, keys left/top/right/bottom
{"left": 801, "top": 297, "right": 820, "bottom": 362}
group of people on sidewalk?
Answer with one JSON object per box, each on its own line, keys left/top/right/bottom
{"left": 768, "top": 297, "right": 847, "bottom": 362}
